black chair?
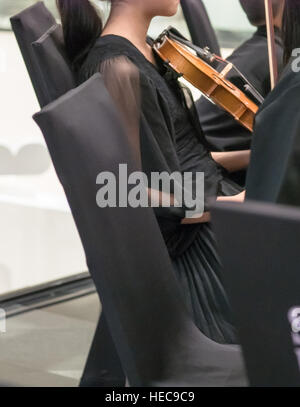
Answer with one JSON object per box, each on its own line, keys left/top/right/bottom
{"left": 12, "top": 2, "right": 119, "bottom": 387}
{"left": 10, "top": 1, "right": 57, "bottom": 107}
{"left": 211, "top": 201, "right": 300, "bottom": 387}
{"left": 33, "top": 73, "right": 247, "bottom": 386}
{"left": 32, "top": 24, "right": 76, "bottom": 104}
{"left": 181, "top": 0, "right": 221, "bottom": 56}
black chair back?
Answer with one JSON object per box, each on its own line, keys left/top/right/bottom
{"left": 32, "top": 24, "right": 76, "bottom": 104}
{"left": 181, "top": 0, "right": 221, "bottom": 56}
{"left": 212, "top": 201, "right": 300, "bottom": 387}
{"left": 33, "top": 74, "right": 247, "bottom": 386}
{"left": 10, "top": 1, "right": 56, "bottom": 106}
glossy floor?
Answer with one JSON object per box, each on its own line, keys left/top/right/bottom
{"left": 0, "top": 293, "right": 100, "bottom": 386}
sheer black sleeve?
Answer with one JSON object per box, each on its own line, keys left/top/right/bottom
{"left": 97, "top": 55, "right": 195, "bottom": 222}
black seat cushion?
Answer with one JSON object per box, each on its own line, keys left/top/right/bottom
{"left": 10, "top": 1, "right": 56, "bottom": 106}
{"left": 32, "top": 24, "right": 76, "bottom": 104}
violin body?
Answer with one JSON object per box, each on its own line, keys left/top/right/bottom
{"left": 153, "top": 31, "right": 260, "bottom": 132}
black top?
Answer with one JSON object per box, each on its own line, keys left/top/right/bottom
{"left": 78, "top": 34, "right": 241, "bottom": 257}
{"left": 196, "top": 26, "right": 284, "bottom": 152}
{"left": 246, "top": 61, "right": 300, "bottom": 206}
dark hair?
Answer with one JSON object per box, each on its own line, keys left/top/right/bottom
{"left": 282, "top": 0, "right": 300, "bottom": 65}
{"left": 56, "top": 0, "right": 103, "bottom": 72}
{"left": 239, "top": 0, "right": 282, "bottom": 27}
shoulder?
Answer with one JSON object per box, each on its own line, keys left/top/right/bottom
{"left": 228, "top": 32, "right": 267, "bottom": 64}
{"left": 78, "top": 35, "right": 154, "bottom": 86}
{"left": 81, "top": 35, "right": 134, "bottom": 72}
{"left": 228, "top": 28, "right": 283, "bottom": 66}
{"left": 256, "top": 70, "right": 300, "bottom": 120}
{"left": 272, "top": 69, "right": 300, "bottom": 100}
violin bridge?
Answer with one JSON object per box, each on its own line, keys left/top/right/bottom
{"left": 220, "top": 63, "right": 233, "bottom": 78}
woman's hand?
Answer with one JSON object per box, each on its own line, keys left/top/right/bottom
{"left": 181, "top": 211, "right": 211, "bottom": 224}
{"left": 217, "top": 190, "right": 246, "bottom": 203}
{"left": 211, "top": 150, "right": 251, "bottom": 173}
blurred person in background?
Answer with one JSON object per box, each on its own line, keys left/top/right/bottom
{"left": 196, "top": 0, "right": 284, "bottom": 186}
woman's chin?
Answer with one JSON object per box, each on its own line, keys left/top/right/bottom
{"left": 162, "top": 0, "right": 180, "bottom": 17}
{"left": 166, "top": 6, "right": 180, "bottom": 17}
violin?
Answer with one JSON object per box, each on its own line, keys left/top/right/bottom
{"left": 153, "top": 27, "right": 264, "bottom": 132}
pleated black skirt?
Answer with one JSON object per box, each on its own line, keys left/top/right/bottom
{"left": 171, "top": 222, "right": 238, "bottom": 345}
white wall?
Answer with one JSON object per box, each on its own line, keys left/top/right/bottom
{"left": 0, "top": 32, "right": 86, "bottom": 295}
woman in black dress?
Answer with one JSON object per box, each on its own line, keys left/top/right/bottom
{"left": 57, "top": 0, "right": 249, "bottom": 345}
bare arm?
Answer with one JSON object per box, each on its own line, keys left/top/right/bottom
{"left": 99, "top": 56, "right": 142, "bottom": 169}
{"left": 181, "top": 191, "right": 245, "bottom": 224}
{"left": 147, "top": 186, "right": 245, "bottom": 225}
{"left": 211, "top": 150, "right": 251, "bottom": 173}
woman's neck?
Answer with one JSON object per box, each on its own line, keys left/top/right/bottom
{"left": 101, "top": 3, "right": 155, "bottom": 64}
